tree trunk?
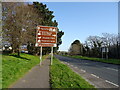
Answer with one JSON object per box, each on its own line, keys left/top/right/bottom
{"left": 11, "top": 44, "right": 15, "bottom": 53}
{"left": 17, "top": 49, "right": 20, "bottom": 57}
{"left": 12, "top": 49, "right": 15, "bottom": 53}
{"left": 17, "top": 46, "right": 20, "bottom": 57}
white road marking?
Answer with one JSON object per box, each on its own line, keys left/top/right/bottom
{"left": 105, "top": 80, "right": 119, "bottom": 87}
{"left": 91, "top": 74, "right": 99, "bottom": 78}
{"left": 74, "top": 67, "right": 77, "bottom": 68}
{"left": 96, "top": 65, "right": 118, "bottom": 71}
{"left": 106, "top": 68, "right": 118, "bottom": 71}
{"left": 22, "top": 80, "right": 26, "bottom": 82}
{"left": 71, "top": 65, "right": 73, "bottom": 67}
{"left": 81, "top": 69, "right": 86, "bottom": 72}
{"left": 61, "top": 62, "right": 64, "bottom": 64}
{"left": 84, "top": 63, "right": 88, "bottom": 64}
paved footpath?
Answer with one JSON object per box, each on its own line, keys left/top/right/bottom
{"left": 9, "top": 57, "right": 50, "bottom": 88}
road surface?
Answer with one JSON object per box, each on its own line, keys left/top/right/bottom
{"left": 55, "top": 55, "right": 119, "bottom": 88}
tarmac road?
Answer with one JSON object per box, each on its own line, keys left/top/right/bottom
{"left": 54, "top": 55, "right": 119, "bottom": 87}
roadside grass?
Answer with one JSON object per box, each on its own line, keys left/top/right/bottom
{"left": 0, "top": 54, "right": 2, "bottom": 89}
{"left": 2, "top": 53, "right": 48, "bottom": 88}
{"left": 63, "top": 55, "right": 120, "bottom": 65}
{"left": 50, "top": 57, "right": 95, "bottom": 89}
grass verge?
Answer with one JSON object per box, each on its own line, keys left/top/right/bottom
{"left": 2, "top": 53, "right": 48, "bottom": 88}
{"left": 0, "top": 54, "right": 2, "bottom": 89}
{"left": 63, "top": 55, "right": 120, "bottom": 65}
{"left": 50, "top": 57, "right": 95, "bottom": 89}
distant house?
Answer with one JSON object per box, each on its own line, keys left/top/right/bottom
{"left": 68, "top": 40, "right": 83, "bottom": 55}
{"left": 69, "top": 44, "right": 81, "bottom": 55}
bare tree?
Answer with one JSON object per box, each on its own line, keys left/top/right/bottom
{"left": 102, "top": 33, "right": 118, "bottom": 46}
{"left": 84, "top": 33, "right": 119, "bottom": 59}
{"left": 85, "top": 36, "right": 103, "bottom": 57}
{"left": 2, "top": 2, "right": 40, "bottom": 56}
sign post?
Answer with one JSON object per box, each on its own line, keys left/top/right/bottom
{"left": 101, "top": 47, "right": 109, "bottom": 59}
{"left": 35, "top": 26, "right": 57, "bottom": 66}
{"left": 40, "top": 46, "right": 42, "bottom": 66}
{"left": 51, "top": 47, "right": 53, "bottom": 65}
{"left": 101, "top": 47, "right": 105, "bottom": 59}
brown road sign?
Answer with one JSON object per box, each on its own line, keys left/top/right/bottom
{"left": 38, "top": 44, "right": 54, "bottom": 47}
{"left": 35, "top": 26, "right": 57, "bottom": 66}
{"left": 35, "top": 26, "right": 57, "bottom": 47}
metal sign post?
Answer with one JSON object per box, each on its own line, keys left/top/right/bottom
{"left": 40, "top": 46, "right": 42, "bottom": 66}
{"left": 106, "top": 48, "right": 109, "bottom": 59}
{"left": 51, "top": 47, "right": 53, "bottom": 65}
{"left": 101, "top": 47, "right": 109, "bottom": 59}
{"left": 102, "top": 51, "right": 103, "bottom": 59}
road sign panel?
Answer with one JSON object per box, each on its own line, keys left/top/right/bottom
{"left": 35, "top": 26, "right": 57, "bottom": 47}
{"left": 35, "top": 43, "right": 56, "bottom": 47}
{"left": 38, "top": 44, "right": 54, "bottom": 47}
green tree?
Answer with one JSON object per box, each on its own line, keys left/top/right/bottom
{"left": 27, "top": 2, "right": 64, "bottom": 55}
{"left": 2, "top": 2, "right": 64, "bottom": 56}
{"left": 84, "top": 33, "right": 119, "bottom": 59}
{"left": 85, "top": 36, "right": 103, "bottom": 57}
